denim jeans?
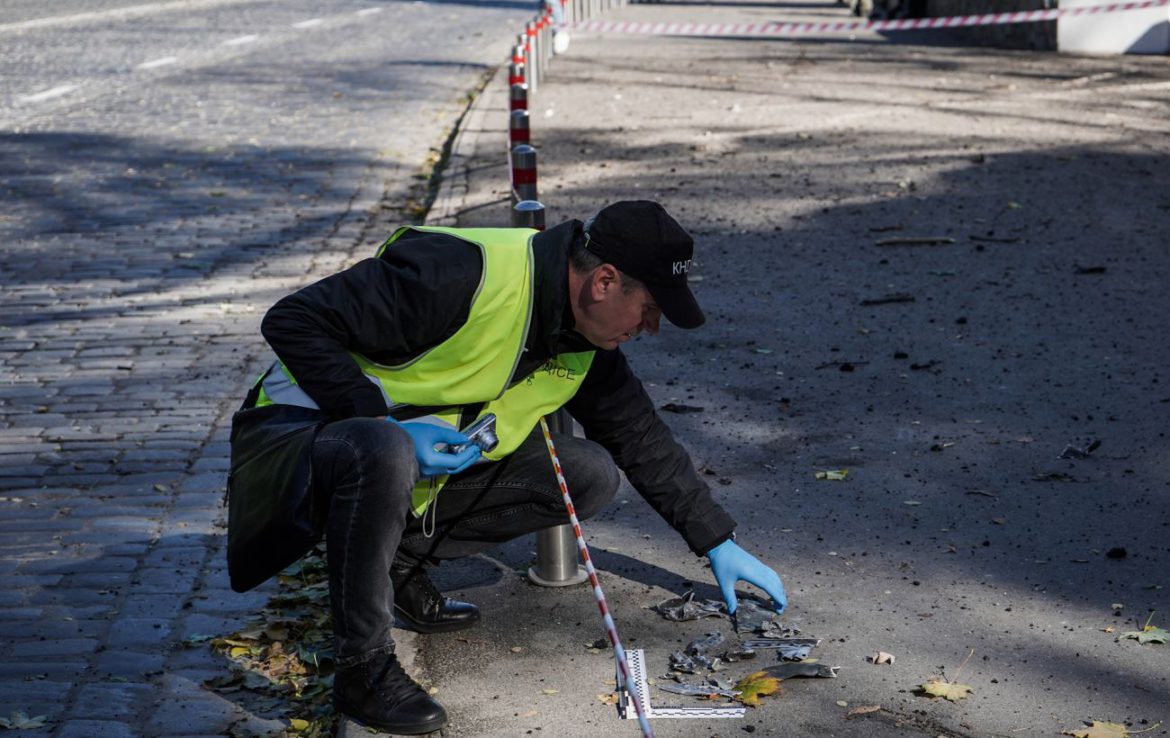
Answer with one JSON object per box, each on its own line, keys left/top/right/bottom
{"left": 312, "top": 419, "right": 619, "bottom": 666}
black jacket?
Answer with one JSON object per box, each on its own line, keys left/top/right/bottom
{"left": 259, "top": 222, "right": 736, "bottom": 555}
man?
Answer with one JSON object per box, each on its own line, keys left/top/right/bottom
{"left": 227, "top": 200, "right": 787, "bottom": 735}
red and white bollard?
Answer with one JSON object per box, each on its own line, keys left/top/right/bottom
{"left": 509, "top": 82, "right": 528, "bottom": 112}
{"left": 509, "top": 109, "right": 531, "bottom": 147}
{"left": 510, "top": 143, "right": 538, "bottom": 204}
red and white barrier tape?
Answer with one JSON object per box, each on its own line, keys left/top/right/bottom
{"left": 537, "top": 417, "right": 654, "bottom": 738}
{"left": 570, "top": 0, "right": 1169, "bottom": 37}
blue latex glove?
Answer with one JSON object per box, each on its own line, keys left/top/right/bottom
{"left": 706, "top": 539, "right": 787, "bottom": 615}
{"left": 390, "top": 420, "right": 481, "bottom": 478}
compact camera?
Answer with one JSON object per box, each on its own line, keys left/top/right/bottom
{"left": 452, "top": 413, "right": 499, "bottom": 454}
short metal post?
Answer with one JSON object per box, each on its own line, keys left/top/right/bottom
{"left": 509, "top": 82, "right": 528, "bottom": 112}
{"left": 512, "top": 200, "right": 546, "bottom": 230}
{"left": 510, "top": 143, "right": 538, "bottom": 204}
{"left": 508, "top": 61, "right": 525, "bottom": 87}
{"left": 509, "top": 109, "right": 530, "bottom": 147}
{"left": 528, "top": 409, "right": 587, "bottom": 587}
{"left": 526, "top": 21, "right": 540, "bottom": 93}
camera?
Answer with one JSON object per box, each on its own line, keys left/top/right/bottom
{"left": 452, "top": 413, "right": 499, "bottom": 454}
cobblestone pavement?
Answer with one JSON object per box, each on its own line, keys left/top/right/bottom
{"left": 0, "top": 1, "right": 530, "bottom": 735}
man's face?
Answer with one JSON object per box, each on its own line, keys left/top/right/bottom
{"left": 575, "top": 269, "right": 662, "bottom": 350}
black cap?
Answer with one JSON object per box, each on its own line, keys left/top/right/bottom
{"left": 583, "top": 200, "right": 705, "bottom": 329}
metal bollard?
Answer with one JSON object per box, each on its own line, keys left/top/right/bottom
{"left": 508, "top": 61, "right": 525, "bottom": 87}
{"left": 509, "top": 82, "right": 528, "bottom": 112}
{"left": 527, "top": 409, "right": 587, "bottom": 587}
{"left": 510, "top": 143, "right": 538, "bottom": 204}
{"left": 512, "top": 200, "right": 546, "bottom": 230}
{"left": 526, "top": 21, "right": 540, "bottom": 93}
{"left": 509, "top": 108, "right": 530, "bottom": 147}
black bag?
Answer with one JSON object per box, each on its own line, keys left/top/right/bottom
{"left": 226, "top": 405, "right": 327, "bottom": 593}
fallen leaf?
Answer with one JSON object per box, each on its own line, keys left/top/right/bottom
{"left": 510, "top": 646, "right": 524, "bottom": 653}
{"left": 1120, "top": 626, "right": 1168, "bottom": 645}
{"left": 288, "top": 718, "right": 310, "bottom": 731}
{"left": 1061, "top": 721, "right": 1131, "bottom": 738}
{"left": 0, "top": 712, "right": 48, "bottom": 729}
{"left": 869, "top": 651, "right": 895, "bottom": 665}
{"left": 1103, "top": 626, "right": 1115, "bottom": 634}
{"left": 521, "top": 709, "right": 539, "bottom": 717}
{"left": 734, "top": 670, "right": 782, "bottom": 707}
{"left": 540, "top": 688, "right": 560, "bottom": 696}
{"left": 847, "top": 704, "right": 882, "bottom": 718}
{"left": 815, "top": 469, "right": 849, "bottom": 481}
{"left": 916, "top": 679, "right": 972, "bottom": 701}
{"left": 597, "top": 692, "right": 619, "bottom": 706}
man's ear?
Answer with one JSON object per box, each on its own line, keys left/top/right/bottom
{"left": 592, "top": 264, "right": 619, "bottom": 299}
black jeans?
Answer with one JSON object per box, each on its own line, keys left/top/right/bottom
{"left": 311, "top": 419, "right": 619, "bottom": 667}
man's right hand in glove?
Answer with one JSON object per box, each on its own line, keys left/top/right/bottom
{"left": 386, "top": 419, "right": 481, "bottom": 478}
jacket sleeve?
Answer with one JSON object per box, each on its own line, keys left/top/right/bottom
{"left": 566, "top": 348, "right": 736, "bottom": 556}
{"left": 260, "top": 238, "right": 481, "bottom": 419}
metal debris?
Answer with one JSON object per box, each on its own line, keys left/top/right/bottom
{"left": 740, "top": 638, "right": 822, "bottom": 662}
{"left": 762, "top": 662, "right": 839, "bottom": 680}
{"left": 652, "top": 590, "right": 726, "bottom": 622}
{"left": 658, "top": 682, "right": 740, "bottom": 699}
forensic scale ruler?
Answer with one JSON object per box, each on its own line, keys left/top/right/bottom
{"left": 617, "top": 649, "right": 746, "bottom": 720}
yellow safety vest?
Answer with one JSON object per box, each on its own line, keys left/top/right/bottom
{"left": 254, "top": 225, "right": 595, "bottom": 516}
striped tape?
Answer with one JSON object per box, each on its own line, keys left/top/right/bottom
{"left": 538, "top": 417, "right": 655, "bottom": 738}
{"left": 570, "top": 0, "right": 1169, "bottom": 37}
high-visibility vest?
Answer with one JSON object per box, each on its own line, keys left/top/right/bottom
{"left": 253, "top": 225, "right": 595, "bottom": 517}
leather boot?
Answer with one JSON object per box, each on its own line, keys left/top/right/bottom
{"left": 333, "top": 650, "right": 447, "bottom": 735}
{"left": 391, "top": 562, "right": 480, "bottom": 634}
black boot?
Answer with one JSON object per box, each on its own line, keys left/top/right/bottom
{"left": 392, "top": 562, "right": 480, "bottom": 634}
{"left": 334, "top": 650, "right": 447, "bottom": 735}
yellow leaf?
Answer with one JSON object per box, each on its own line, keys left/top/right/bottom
{"left": 540, "top": 688, "right": 559, "bottom": 696}
{"left": 597, "top": 693, "right": 619, "bottom": 706}
{"left": 734, "top": 670, "right": 782, "bottom": 707}
{"left": 916, "top": 679, "right": 972, "bottom": 701}
{"left": 229, "top": 646, "right": 250, "bottom": 658}
{"left": 1062, "top": 721, "right": 1131, "bottom": 738}
{"left": 288, "top": 718, "right": 310, "bottom": 731}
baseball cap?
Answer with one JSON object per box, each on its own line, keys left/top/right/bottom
{"left": 583, "top": 200, "right": 706, "bottom": 329}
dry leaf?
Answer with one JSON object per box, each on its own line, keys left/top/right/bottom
{"left": 734, "top": 670, "right": 782, "bottom": 707}
{"left": 596, "top": 692, "right": 619, "bottom": 706}
{"left": 916, "top": 679, "right": 972, "bottom": 701}
{"left": 0, "top": 712, "right": 48, "bottom": 729}
{"left": 815, "top": 469, "right": 849, "bottom": 481}
{"left": 521, "top": 709, "right": 539, "bottom": 718}
{"left": 540, "top": 688, "right": 559, "bottom": 696}
{"left": 846, "top": 704, "right": 882, "bottom": 718}
{"left": 869, "top": 651, "right": 895, "bottom": 665}
{"left": 1061, "top": 721, "right": 1131, "bottom": 738}
{"left": 1120, "top": 626, "right": 1168, "bottom": 645}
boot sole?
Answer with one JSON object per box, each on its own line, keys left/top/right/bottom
{"left": 336, "top": 700, "right": 448, "bottom": 735}
{"left": 393, "top": 606, "right": 480, "bottom": 634}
